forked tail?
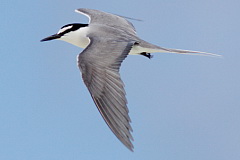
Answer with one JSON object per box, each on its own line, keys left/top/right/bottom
{"left": 137, "top": 40, "right": 221, "bottom": 57}
{"left": 156, "top": 46, "right": 222, "bottom": 57}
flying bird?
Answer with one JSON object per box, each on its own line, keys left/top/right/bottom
{"left": 41, "top": 8, "right": 220, "bottom": 151}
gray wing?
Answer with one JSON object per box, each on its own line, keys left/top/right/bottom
{"left": 75, "top": 8, "right": 136, "bottom": 34}
{"left": 78, "top": 37, "right": 136, "bottom": 151}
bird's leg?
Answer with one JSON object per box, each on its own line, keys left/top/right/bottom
{"left": 140, "top": 52, "right": 153, "bottom": 59}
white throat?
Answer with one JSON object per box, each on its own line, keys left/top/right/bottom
{"left": 59, "top": 27, "right": 90, "bottom": 48}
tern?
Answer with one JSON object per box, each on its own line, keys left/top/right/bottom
{"left": 41, "top": 8, "right": 220, "bottom": 151}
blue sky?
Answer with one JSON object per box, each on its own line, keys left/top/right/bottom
{"left": 1, "top": 0, "right": 240, "bottom": 159}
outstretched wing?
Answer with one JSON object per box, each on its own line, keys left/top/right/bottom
{"left": 75, "top": 8, "right": 136, "bottom": 34}
{"left": 78, "top": 37, "right": 136, "bottom": 151}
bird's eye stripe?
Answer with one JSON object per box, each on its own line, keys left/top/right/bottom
{"left": 57, "top": 26, "right": 73, "bottom": 34}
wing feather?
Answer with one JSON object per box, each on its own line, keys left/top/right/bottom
{"left": 78, "top": 37, "right": 135, "bottom": 151}
{"left": 75, "top": 8, "right": 136, "bottom": 34}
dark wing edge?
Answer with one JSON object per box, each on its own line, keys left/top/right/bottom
{"left": 77, "top": 37, "right": 136, "bottom": 151}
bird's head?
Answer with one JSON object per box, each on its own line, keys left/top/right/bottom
{"left": 41, "top": 23, "right": 89, "bottom": 47}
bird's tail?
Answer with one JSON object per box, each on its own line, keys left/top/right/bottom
{"left": 152, "top": 46, "right": 222, "bottom": 57}
{"left": 137, "top": 39, "right": 221, "bottom": 57}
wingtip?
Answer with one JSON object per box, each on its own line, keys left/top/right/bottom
{"left": 129, "top": 147, "right": 134, "bottom": 152}
{"left": 125, "top": 142, "right": 134, "bottom": 152}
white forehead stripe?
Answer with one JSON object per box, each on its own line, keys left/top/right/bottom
{"left": 57, "top": 26, "right": 73, "bottom": 34}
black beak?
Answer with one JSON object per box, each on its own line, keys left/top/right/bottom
{"left": 40, "top": 34, "right": 61, "bottom": 42}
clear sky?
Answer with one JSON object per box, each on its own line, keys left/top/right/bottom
{"left": 1, "top": 0, "right": 240, "bottom": 160}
